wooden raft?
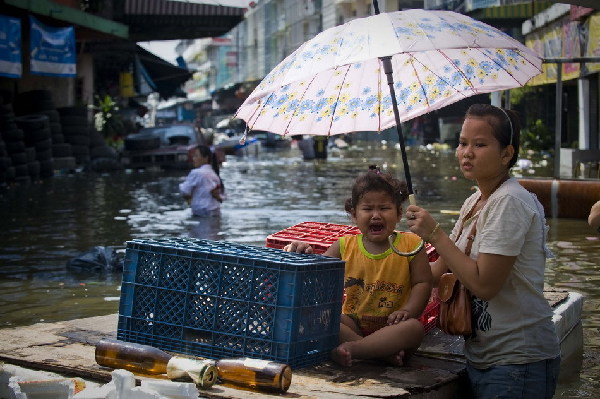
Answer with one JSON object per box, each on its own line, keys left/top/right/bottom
{"left": 0, "top": 290, "right": 570, "bottom": 399}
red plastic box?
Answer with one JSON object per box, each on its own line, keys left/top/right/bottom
{"left": 266, "top": 222, "right": 361, "bottom": 254}
{"left": 419, "top": 289, "right": 440, "bottom": 333}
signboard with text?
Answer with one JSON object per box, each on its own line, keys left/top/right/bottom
{"left": 29, "top": 16, "right": 76, "bottom": 77}
{"left": 0, "top": 14, "right": 21, "bottom": 78}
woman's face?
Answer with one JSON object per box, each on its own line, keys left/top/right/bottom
{"left": 191, "top": 149, "right": 209, "bottom": 168}
{"left": 456, "top": 117, "right": 512, "bottom": 182}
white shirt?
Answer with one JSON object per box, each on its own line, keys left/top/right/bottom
{"left": 451, "top": 178, "right": 560, "bottom": 368}
{"left": 179, "top": 164, "right": 221, "bottom": 217}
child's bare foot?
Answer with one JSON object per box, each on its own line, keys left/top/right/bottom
{"left": 382, "top": 350, "right": 406, "bottom": 366}
{"left": 331, "top": 345, "right": 353, "bottom": 367}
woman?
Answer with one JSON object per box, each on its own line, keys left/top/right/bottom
{"left": 406, "top": 104, "right": 560, "bottom": 398}
{"left": 179, "top": 145, "right": 223, "bottom": 217}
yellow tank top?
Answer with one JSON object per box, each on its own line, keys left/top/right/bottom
{"left": 340, "top": 232, "right": 421, "bottom": 335}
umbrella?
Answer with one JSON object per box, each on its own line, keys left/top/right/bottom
{"left": 235, "top": 5, "right": 542, "bottom": 255}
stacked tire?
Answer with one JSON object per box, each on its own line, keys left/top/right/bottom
{"left": 57, "top": 106, "right": 92, "bottom": 167}
{"left": 0, "top": 134, "right": 10, "bottom": 185}
{"left": 87, "top": 128, "right": 123, "bottom": 173}
{"left": 15, "top": 114, "right": 54, "bottom": 179}
{"left": 0, "top": 101, "right": 16, "bottom": 185}
{"left": 0, "top": 102, "right": 29, "bottom": 184}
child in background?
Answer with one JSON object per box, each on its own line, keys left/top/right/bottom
{"left": 179, "top": 145, "right": 224, "bottom": 217}
{"left": 285, "top": 166, "right": 432, "bottom": 367}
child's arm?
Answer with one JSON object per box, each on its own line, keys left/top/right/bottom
{"left": 322, "top": 240, "right": 341, "bottom": 258}
{"left": 388, "top": 249, "right": 432, "bottom": 324}
{"left": 284, "top": 238, "right": 342, "bottom": 258}
{"left": 283, "top": 241, "right": 314, "bottom": 254}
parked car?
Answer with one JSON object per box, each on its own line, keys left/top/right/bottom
{"left": 120, "top": 124, "right": 205, "bottom": 170}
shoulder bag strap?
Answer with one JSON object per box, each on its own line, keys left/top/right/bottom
{"left": 464, "top": 220, "right": 478, "bottom": 256}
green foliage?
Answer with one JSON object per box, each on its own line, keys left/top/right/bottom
{"left": 508, "top": 86, "right": 534, "bottom": 106}
{"left": 90, "top": 94, "right": 126, "bottom": 138}
{"left": 510, "top": 85, "right": 555, "bottom": 153}
{"left": 521, "top": 119, "right": 554, "bottom": 154}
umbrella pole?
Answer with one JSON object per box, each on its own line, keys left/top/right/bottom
{"left": 380, "top": 56, "right": 415, "bottom": 205}
{"left": 374, "top": 0, "right": 414, "bottom": 203}
{"left": 381, "top": 56, "right": 424, "bottom": 257}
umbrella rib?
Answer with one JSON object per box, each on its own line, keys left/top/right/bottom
{"left": 407, "top": 54, "right": 432, "bottom": 110}
{"left": 471, "top": 47, "right": 538, "bottom": 87}
{"left": 436, "top": 49, "right": 479, "bottom": 92}
{"left": 402, "top": 52, "right": 472, "bottom": 109}
{"left": 327, "top": 64, "right": 352, "bottom": 136}
{"left": 235, "top": 90, "right": 276, "bottom": 131}
{"left": 377, "top": 58, "right": 383, "bottom": 132}
{"left": 283, "top": 74, "right": 319, "bottom": 136}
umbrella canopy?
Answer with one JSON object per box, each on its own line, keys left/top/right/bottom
{"left": 235, "top": 9, "right": 542, "bottom": 137}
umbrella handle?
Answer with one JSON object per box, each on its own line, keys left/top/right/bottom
{"left": 388, "top": 234, "right": 424, "bottom": 257}
{"left": 388, "top": 193, "right": 425, "bottom": 257}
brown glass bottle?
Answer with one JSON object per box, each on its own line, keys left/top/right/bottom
{"left": 94, "top": 338, "right": 217, "bottom": 389}
{"left": 215, "top": 357, "right": 292, "bottom": 393}
{"left": 95, "top": 338, "right": 171, "bottom": 375}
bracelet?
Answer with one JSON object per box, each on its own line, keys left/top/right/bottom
{"left": 425, "top": 223, "right": 440, "bottom": 242}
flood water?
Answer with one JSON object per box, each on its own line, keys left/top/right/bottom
{"left": 0, "top": 142, "right": 598, "bottom": 398}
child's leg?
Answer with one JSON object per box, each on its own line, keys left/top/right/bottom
{"left": 340, "top": 314, "right": 363, "bottom": 342}
{"left": 332, "top": 315, "right": 363, "bottom": 367}
{"left": 336, "top": 318, "right": 424, "bottom": 366}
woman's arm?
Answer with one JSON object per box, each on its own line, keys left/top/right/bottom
{"left": 406, "top": 205, "right": 515, "bottom": 301}
{"left": 427, "top": 232, "right": 515, "bottom": 300}
{"left": 430, "top": 256, "right": 447, "bottom": 287}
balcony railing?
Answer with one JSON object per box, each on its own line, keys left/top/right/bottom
{"left": 425, "top": 0, "right": 541, "bottom": 11}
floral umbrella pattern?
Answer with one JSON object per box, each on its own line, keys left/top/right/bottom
{"left": 235, "top": 9, "right": 541, "bottom": 136}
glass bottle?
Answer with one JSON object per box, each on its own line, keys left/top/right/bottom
{"left": 95, "top": 338, "right": 171, "bottom": 375}
{"left": 215, "top": 357, "right": 292, "bottom": 393}
{"left": 94, "top": 338, "right": 217, "bottom": 389}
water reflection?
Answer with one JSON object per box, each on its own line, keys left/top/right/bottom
{"left": 0, "top": 143, "right": 598, "bottom": 397}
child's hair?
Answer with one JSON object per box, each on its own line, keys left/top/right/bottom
{"left": 465, "top": 104, "right": 521, "bottom": 168}
{"left": 344, "top": 165, "right": 409, "bottom": 213}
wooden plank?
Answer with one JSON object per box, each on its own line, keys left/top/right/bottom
{"left": 0, "top": 289, "right": 571, "bottom": 398}
{"left": 0, "top": 314, "right": 466, "bottom": 398}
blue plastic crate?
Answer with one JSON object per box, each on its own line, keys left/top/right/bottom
{"left": 117, "top": 237, "right": 345, "bottom": 369}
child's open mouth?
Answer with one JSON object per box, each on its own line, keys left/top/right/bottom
{"left": 369, "top": 224, "right": 384, "bottom": 234}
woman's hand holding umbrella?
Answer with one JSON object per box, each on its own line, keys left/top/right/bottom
{"left": 405, "top": 206, "right": 441, "bottom": 245}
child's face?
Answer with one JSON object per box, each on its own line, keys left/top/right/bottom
{"left": 351, "top": 190, "right": 401, "bottom": 244}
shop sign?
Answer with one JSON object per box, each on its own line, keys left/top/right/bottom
{"left": 29, "top": 15, "right": 76, "bottom": 77}
{"left": 0, "top": 14, "right": 21, "bottom": 78}
{"left": 587, "top": 14, "right": 600, "bottom": 74}
{"left": 526, "top": 13, "right": 600, "bottom": 85}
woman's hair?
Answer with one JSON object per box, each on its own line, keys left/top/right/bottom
{"left": 196, "top": 145, "right": 224, "bottom": 191}
{"left": 344, "top": 165, "right": 408, "bottom": 213}
{"left": 196, "top": 145, "right": 220, "bottom": 176}
{"left": 465, "top": 104, "right": 520, "bottom": 168}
